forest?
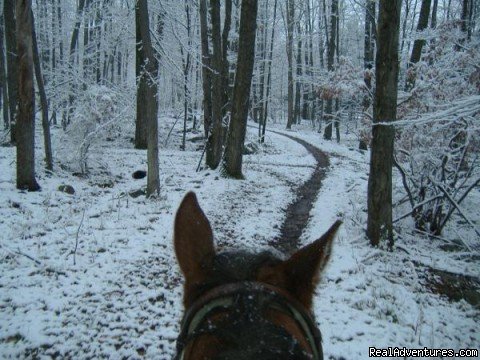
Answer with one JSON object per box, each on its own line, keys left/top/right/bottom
{"left": 0, "top": 0, "right": 479, "bottom": 358}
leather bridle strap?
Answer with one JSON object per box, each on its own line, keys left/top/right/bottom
{"left": 175, "top": 281, "right": 323, "bottom": 360}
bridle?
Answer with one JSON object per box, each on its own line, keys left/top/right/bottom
{"left": 175, "top": 281, "right": 323, "bottom": 360}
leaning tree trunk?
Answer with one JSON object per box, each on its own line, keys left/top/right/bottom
{"left": 65, "top": 0, "right": 86, "bottom": 128}
{"left": 260, "top": 0, "right": 278, "bottom": 143}
{"left": 31, "top": 10, "right": 53, "bottom": 171}
{"left": 222, "top": 0, "right": 258, "bottom": 178}
{"left": 136, "top": 0, "right": 159, "bottom": 197}
{"left": 16, "top": 0, "right": 40, "bottom": 191}
{"left": 366, "top": 0, "right": 401, "bottom": 247}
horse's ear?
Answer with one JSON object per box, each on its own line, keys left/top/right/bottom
{"left": 174, "top": 192, "right": 215, "bottom": 302}
{"left": 281, "top": 220, "right": 341, "bottom": 309}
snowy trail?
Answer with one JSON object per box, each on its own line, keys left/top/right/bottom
{"left": 267, "top": 130, "right": 331, "bottom": 255}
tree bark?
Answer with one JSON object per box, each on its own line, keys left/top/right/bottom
{"left": 136, "top": 0, "right": 159, "bottom": 197}
{"left": 4, "top": 0, "right": 18, "bottom": 142}
{"left": 222, "top": 0, "right": 258, "bottom": 178}
{"left": 366, "top": 0, "right": 401, "bottom": 247}
{"left": 31, "top": 10, "right": 53, "bottom": 171}
{"left": 16, "top": 0, "right": 40, "bottom": 191}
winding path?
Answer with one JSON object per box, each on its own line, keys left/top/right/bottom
{"left": 267, "top": 130, "right": 330, "bottom": 255}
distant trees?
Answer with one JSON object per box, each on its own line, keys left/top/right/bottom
{"left": 0, "top": 0, "right": 476, "bottom": 232}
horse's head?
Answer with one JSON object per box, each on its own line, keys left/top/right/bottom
{"left": 174, "top": 192, "right": 341, "bottom": 359}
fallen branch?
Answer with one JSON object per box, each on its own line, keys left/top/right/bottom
{"left": 0, "top": 243, "right": 42, "bottom": 265}
{"left": 393, "top": 195, "right": 443, "bottom": 223}
{"left": 432, "top": 178, "right": 480, "bottom": 238}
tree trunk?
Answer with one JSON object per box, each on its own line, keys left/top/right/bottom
{"left": 206, "top": 0, "right": 223, "bottom": 169}
{"left": 83, "top": 0, "right": 92, "bottom": 85}
{"left": 257, "top": 0, "right": 268, "bottom": 137}
{"left": 367, "top": 0, "right": 401, "bottom": 247}
{"left": 4, "top": 0, "right": 18, "bottom": 143}
{"left": 405, "top": 0, "right": 431, "bottom": 91}
{"left": 294, "top": 19, "right": 303, "bottom": 124}
{"left": 134, "top": 0, "right": 147, "bottom": 149}
{"left": 285, "top": 0, "right": 295, "bottom": 129}
{"left": 221, "top": 0, "right": 233, "bottom": 115}
{"left": 222, "top": 0, "right": 258, "bottom": 178}
{"left": 460, "top": 0, "right": 473, "bottom": 43}
{"left": 181, "top": 0, "right": 192, "bottom": 151}
{"left": 363, "top": 0, "right": 375, "bottom": 104}
{"left": 360, "top": 0, "right": 376, "bottom": 150}
{"left": 323, "top": 0, "right": 338, "bottom": 140}
{"left": 31, "top": 10, "right": 53, "bottom": 171}
{"left": 136, "top": 0, "right": 159, "bottom": 197}
{"left": 57, "top": 0, "right": 64, "bottom": 62}
{"left": 65, "top": 0, "right": 86, "bottom": 128}
{"left": 0, "top": 14, "right": 9, "bottom": 129}
{"left": 261, "top": 0, "right": 278, "bottom": 143}
{"left": 199, "top": 0, "right": 212, "bottom": 138}
{"left": 16, "top": 0, "right": 40, "bottom": 191}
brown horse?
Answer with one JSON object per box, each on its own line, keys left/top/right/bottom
{"left": 174, "top": 192, "right": 341, "bottom": 360}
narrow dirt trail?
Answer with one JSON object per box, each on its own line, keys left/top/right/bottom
{"left": 267, "top": 130, "right": 330, "bottom": 255}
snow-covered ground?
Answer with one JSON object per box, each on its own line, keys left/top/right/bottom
{"left": 1, "top": 117, "right": 478, "bottom": 359}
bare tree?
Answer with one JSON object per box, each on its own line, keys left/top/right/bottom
{"left": 136, "top": 0, "right": 160, "bottom": 197}
{"left": 367, "top": 0, "right": 401, "bottom": 247}
{"left": 222, "top": 0, "right": 258, "bottom": 178}
{"left": 16, "top": 0, "right": 40, "bottom": 191}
